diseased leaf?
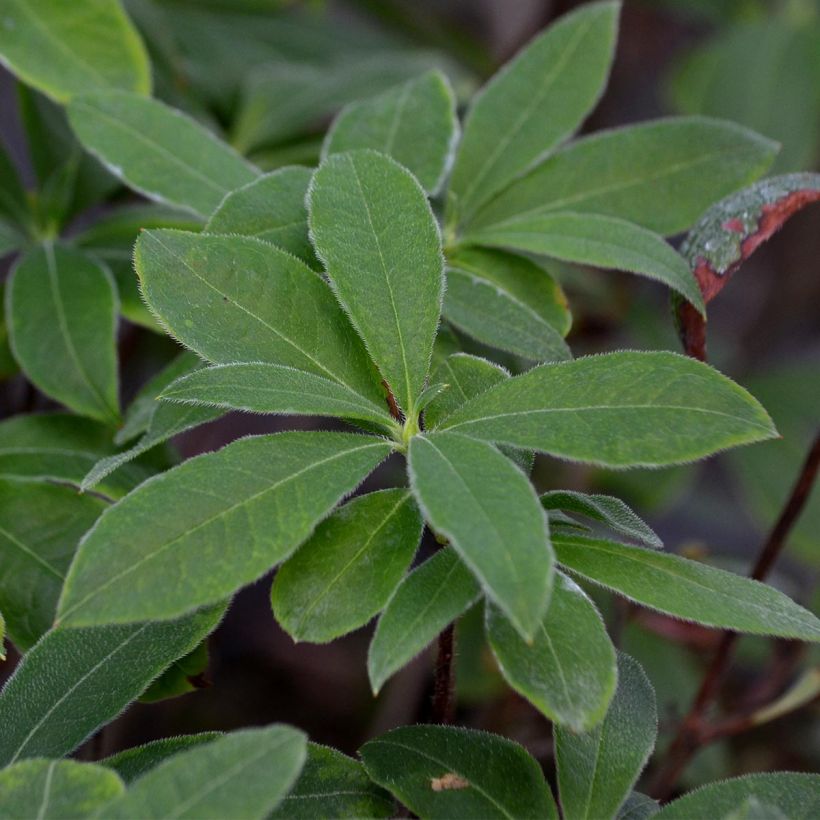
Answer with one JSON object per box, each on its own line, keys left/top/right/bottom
{"left": 449, "top": 1, "right": 619, "bottom": 226}
{"left": 67, "top": 92, "right": 259, "bottom": 218}
{"left": 360, "top": 725, "right": 558, "bottom": 820}
{"left": 7, "top": 244, "right": 120, "bottom": 424}
{"left": 486, "top": 573, "right": 617, "bottom": 731}
{"left": 368, "top": 549, "right": 480, "bottom": 695}
{"left": 103, "top": 734, "right": 223, "bottom": 783}
{"left": 272, "top": 490, "right": 422, "bottom": 643}
{"left": 555, "top": 653, "right": 657, "bottom": 819}
{"left": 0, "top": 606, "right": 224, "bottom": 767}
{"left": 408, "top": 432, "right": 552, "bottom": 640}
{"left": 439, "top": 351, "right": 777, "bottom": 468}
{"left": 554, "top": 535, "right": 820, "bottom": 641}
{"left": 308, "top": 149, "right": 444, "bottom": 414}
{"left": 324, "top": 70, "right": 458, "bottom": 195}
{"left": 473, "top": 118, "right": 778, "bottom": 236}
{"left": 59, "top": 432, "right": 391, "bottom": 627}
{"left": 0, "top": 0, "right": 150, "bottom": 103}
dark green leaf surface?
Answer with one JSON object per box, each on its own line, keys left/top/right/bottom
{"left": 103, "top": 734, "right": 223, "bottom": 783}
{"left": 59, "top": 433, "right": 391, "bottom": 627}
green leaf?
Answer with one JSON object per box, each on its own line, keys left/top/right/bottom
{"left": 408, "top": 432, "right": 552, "bottom": 640}
{"left": 135, "top": 230, "right": 385, "bottom": 406}
{"left": 554, "top": 535, "right": 820, "bottom": 641}
{"left": 324, "top": 70, "right": 458, "bottom": 195}
{"left": 0, "top": 606, "right": 224, "bottom": 767}
{"left": 271, "top": 489, "right": 422, "bottom": 643}
{"left": 160, "top": 363, "right": 396, "bottom": 431}
{"left": 368, "top": 548, "right": 480, "bottom": 695}
{"left": 103, "top": 734, "right": 223, "bottom": 783}
{"left": 6, "top": 244, "right": 120, "bottom": 424}
{"left": 67, "top": 92, "right": 259, "bottom": 218}
{"left": 439, "top": 351, "right": 777, "bottom": 468}
{"left": 205, "top": 167, "right": 318, "bottom": 268}
{"left": 541, "top": 491, "right": 662, "bottom": 549}
{"left": 59, "top": 432, "right": 391, "bottom": 627}
{"left": 0, "top": 139, "right": 30, "bottom": 229}
{"left": 448, "top": 1, "right": 619, "bottom": 226}
{"left": 101, "top": 726, "right": 307, "bottom": 820}
{"left": 473, "top": 118, "right": 778, "bottom": 237}
{"left": 139, "top": 639, "right": 209, "bottom": 704}
{"left": 271, "top": 743, "right": 394, "bottom": 819}
{"left": 360, "top": 725, "right": 558, "bottom": 820}
{"left": 0, "top": 760, "right": 124, "bottom": 820}
{"left": 555, "top": 653, "right": 657, "bottom": 818}
{"left": 655, "top": 773, "right": 820, "bottom": 819}
{"left": 0, "top": 610, "right": 5, "bottom": 661}
{"left": 486, "top": 573, "right": 617, "bottom": 730}
{"left": 466, "top": 212, "right": 705, "bottom": 312}
{"left": 0, "top": 479, "right": 106, "bottom": 651}
{"left": 308, "top": 149, "right": 444, "bottom": 414}
{"left": 618, "top": 792, "right": 660, "bottom": 820}
{"left": 0, "top": 0, "right": 150, "bottom": 103}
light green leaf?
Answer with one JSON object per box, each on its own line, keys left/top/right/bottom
{"left": 486, "top": 573, "right": 617, "bottom": 730}
{"left": 449, "top": 1, "right": 619, "bottom": 226}
{"left": 138, "top": 640, "right": 209, "bottom": 704}
{"left": 272, "top": 489, "right": 421, "bottom": 643}
{"left": 0, "top": 479, "right": 106, "bottom": 651}
{"left": 554, "top": 535, "right": 820, "bottom": 641}
{"left": 360, "top": 725, "right": 558, "bottom": 820}
{"left": 324, "top": 70, "right": 458, "bottom": 195}
{"left": 439, "top": 351, "right": 777, "bottom": 468}
{"left": 0, "top": 606, "right": 224, "bottom": 767}
{"left": 655, "top": 773, "right": 820, "bottom": 819}
{"left": 7, "top": 244, "right": 120, "bottom": 424}
{"left": 408, "top": 432, "right": 552, "bottom": 640}
{"left": 308, "top": 149, "right": 444, "bottom": 414}
{"left": 0, "top": 760, "right": 124, "bottom": 820}
{"left": 160, "top": 363, "right": 396, "bottom": 431}
{"left": 101, "top": 726, "right": 307, "bottom": 820}
{"left": 473, "top": 118, "right": 778, "bottom": 236}
{"left": 368, "top": 548, "right": 480, "bottom": 695}
{"left": 59, "top": 432, "right": 391, "bottom": 627}
{"left": 466, "top": 212, "right": 705, "bottom": 312}
{"left": 135, "top": 230, "right": 384, "bottom": 406}
{"left": 205, "top": 167, "right": 318, "bottom": 268}
{"left": 541, "top": 490, "right": 662, "bottom": 549}
{"left": 555, "top": 653, "right": 657, "bottom": 818}
{"left": 0, "top": 0, "right": 150, "bottom": 103}
{"left": 271, "top": 743, "right": 394, "bottom": 819}
{"left": 67, "top": 92, "right": 259, "bottom": 218}
{"left": 103, "top": 734, "right": 223, "bottom": 783}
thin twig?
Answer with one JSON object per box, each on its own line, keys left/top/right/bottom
{"left": 431, "top": 623, "right": 456, "bottom": 724}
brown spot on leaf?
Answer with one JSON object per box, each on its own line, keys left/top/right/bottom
{"left": 431, "top": 772, "right": 470, "bottom": 792}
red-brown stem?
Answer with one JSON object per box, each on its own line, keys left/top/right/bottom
{"left": 432, "top": 623, "right": 456, "bottom": 724}
{"left": 650, "top": 430, "right": 820, "bottom": 800}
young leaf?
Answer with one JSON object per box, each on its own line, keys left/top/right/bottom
{"left": 135, "top": 230, "right": 385, "bottom": 406}
{"left": 360, "top": 725, "right": 558, "bottom": 820}
{"left": 103, "top": 734, "right": 223, "bottom": 783}
{"left": 101, "top": 726, "right": 307, "bottom": 820}
{"left": 0, "top": 0, "right": 150, "bottom": 103}
{"left": 0, "top": 479, "right": 106, "bottom": 651}
{"left": 486, "top": 573, "right": 617, "bottom": 731}
{"left": 540, "top": 490, "right": 662, "bottom": 549}
{"left": 323, "top": 69, "right": 458, "bottom": 195}
{"left": 408, "top": 432, "right": 552, "bottom": 640}
{"left": 0, "top": 606, "right": 224, "bottom": 767}
{"left": 271, "top": 490, "right": 421, "bottom": 643}
{"left": 0, "top": 760, "right": 124, "bottom": 820}
{"left": 473, "top": 117, "right": 778, "bottom": 237}
{"left": 465, "top": 212, "right": 705, "bottom": 312}
{"left": 59, "top": 432, "right": 391, "bottom": 627}
{"left": 655, "top": 773, "right": 820, "bottom": 819}
{"left": 308, "top": 149, "right": 444, "bottom": 414}
{"left": 6, "top": 244, "right": 120, "bottom": 424}
{"left": 67, "top": 92, "right": 259, "bottom": 218}
{"left": 555, "top": 653, "right": 658, "bottom": 819}
{"left": 439, "top": 351, "right": 777, "bottom": 468}
{"left": 554, "top": 535, "right": 820, "bottom": 641}
{"left": 205, "top": 167, "right": 318, "bottom": 268}
{"left": 448, "top": 1, "right": 619, "bottom": 225}
{"left": 139, "top": 640, "right": 209, "bottom": 704}
{"left": 368, "top": 548, "right": 481, "bottom": 695}
{"left": 271, "top": 743, "right": 394, "bottom": 819}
